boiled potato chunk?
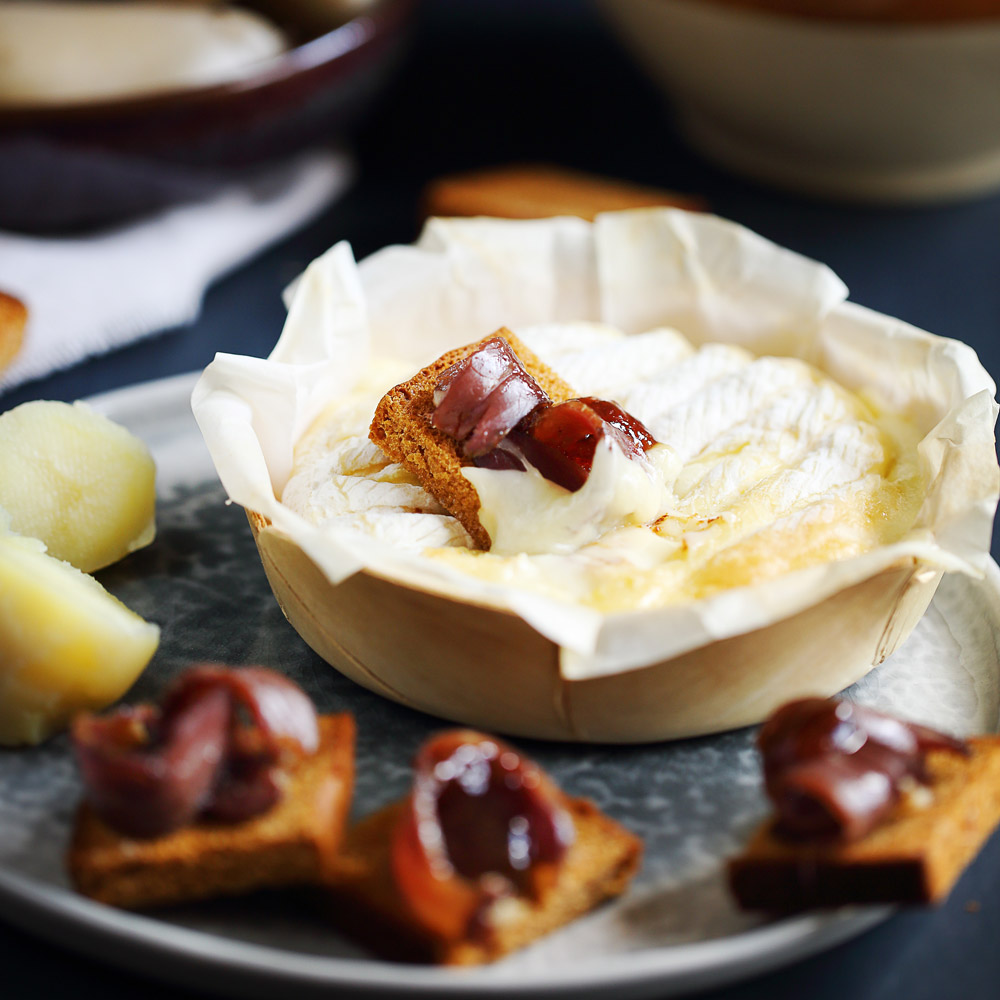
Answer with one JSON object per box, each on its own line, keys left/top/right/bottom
{"left": 0, "top": 400, "right": 155, "bottom": 573}
{"left": 0, "top": 531, "right": 159, "bottom": 746}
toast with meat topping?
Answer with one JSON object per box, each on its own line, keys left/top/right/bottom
{"left": 0, "top": 291, "right": 27, "bottom": 373}
{"left": 422, "top": 165, "right": 705, "bottom": 221}
{"left": 369, "top": 329, "right": 575, "bottom": 549}
{"left": 68, "top": 713, "right": 355, "bottom": 909}
{"left": 728, "top": 735, "right": 1000, "bottom": 910}
{"left": 325, "top": 795, "right": 642, "bottom": 965}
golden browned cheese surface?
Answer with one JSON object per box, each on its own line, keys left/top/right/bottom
{"left": 282, "top": 323, "right": 925, "bottom": 613}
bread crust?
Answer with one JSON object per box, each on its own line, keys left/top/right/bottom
{"left": 728, "top": 735, "right": 1000, "bottom": 910}
{"left": 0, "top": 291, "right": 27, "bottom": 373}
{"left": 68, "top": 713, "right": 355, "bottom": 909}
{"left": 422, "top": 164, "right": 705, "bottom": 221}
{"left": 368, "top": 329, "right": 576, "bottom": 550}
{"left": 324, "top": 794, "right": 642, "bottom": 964}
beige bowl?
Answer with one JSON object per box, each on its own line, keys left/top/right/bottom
{"left": 598, "top": 0, "right": 1000, "bottom": 201}
{"left": 250, "top": 506, "right": 942, "bottom": 741}
{"left": 192, "top": 212, "right": 999, "bottom": 744}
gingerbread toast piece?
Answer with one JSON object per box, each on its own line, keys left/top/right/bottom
{"left": 0, "top": 291, "right": 27, "bottom": 373}
{"left": 324, "top": 795, "right": 642, "bottom": 965}
{"left": 422, "top": 164, "right": 705, "bottom": 221}
{"left": 369, "top": 329, "right": 576, "bottom": 550}
{"left": 728, "top": 736, "right": 1000, "bottom": 911}
{"left": 68, "top": 713, "right": 355, "bottom": 910}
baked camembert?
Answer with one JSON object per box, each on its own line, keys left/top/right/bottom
{"left": 281, "top": 323, "right": 924, "bottom": 613}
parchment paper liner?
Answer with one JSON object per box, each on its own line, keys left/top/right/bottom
{"left": 192, "top": 210, "right": 999, "bottom": 741}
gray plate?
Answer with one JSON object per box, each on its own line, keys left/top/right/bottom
{"left": 1, "top": 372, "right": 998, "bottom": 999}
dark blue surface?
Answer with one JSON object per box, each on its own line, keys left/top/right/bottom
{"left": 2, "top": 1, "right": 1000, "bottom": 997}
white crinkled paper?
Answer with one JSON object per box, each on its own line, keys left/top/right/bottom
{"left": 191, "top": 210, "right": 999, "bottom": 680}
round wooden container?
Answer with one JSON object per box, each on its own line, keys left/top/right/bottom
{"left": 248, "top": 510, "right": 942, "bottom": 743}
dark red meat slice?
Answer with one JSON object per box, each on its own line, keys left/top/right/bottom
{"left": 390, "top": 730, "right": 574, "bottom": 941}
{"left": 71, "top": 665, "right": 319, "bottom": 838}
{"left": 758, "top": 697, "right": 968, "bottom": 842}
{"left": 431, "top": 337, "right": 547, "bottom": 457}
{"left": 432, "top": 338, "right": 659, "bottom": 491}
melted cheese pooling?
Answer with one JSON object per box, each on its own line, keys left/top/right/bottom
{"left": 282, "top": 326, "right": 925, "bottom": 612}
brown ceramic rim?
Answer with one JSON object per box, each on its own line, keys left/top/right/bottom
{"left": 0, "top": 0, "right": 415, "bottom": 127}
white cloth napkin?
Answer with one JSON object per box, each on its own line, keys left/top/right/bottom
{"left": 0, "top": 148, "right": 352, "bottom": 392}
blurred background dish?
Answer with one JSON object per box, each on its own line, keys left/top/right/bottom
{"left": 0, "top": 2, "right": 290, "bottom": 107}
{"left": 597, "top": 0, "right": 1000, "bottom": 202}
{"left": 0, "top": 0, "right": 415, "bottom": 230}
{"left": 705, "top": 0, "right": 1000, "bottom": 21}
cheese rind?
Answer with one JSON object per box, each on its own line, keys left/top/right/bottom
{"left": 283, "top": 326, "right": 924, "bottom": 613}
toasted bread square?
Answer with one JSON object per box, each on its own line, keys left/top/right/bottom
{"left": 0, "top": 291, "right": 27, "bottom": 373}
{"left": 68, "top": 713, "right": 355, "bottom": 909}
{"left": 369, "top": 329, "right": 576, "bottom": 549}
{"left": 324, "top": 795, "right": 642, "bottom": 965}
{"left": 728, "top": 736, "right": 1000, "bottom": 911}
{"left": 422, "top": 164, "right": 705, "bottom": 221}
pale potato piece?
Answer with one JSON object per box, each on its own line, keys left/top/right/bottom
{"left": 0, "top": 400, "right": 156, "bottom": 573}
{"left": 0, "top": 531, "right": 159, "bottom": 746}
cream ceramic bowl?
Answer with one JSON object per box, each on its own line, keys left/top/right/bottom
{"left": 598, "top": 0, "right": 1000, "bottom": 202}
{"left": 193, "top": 211, "right": 999, "bottom": 744}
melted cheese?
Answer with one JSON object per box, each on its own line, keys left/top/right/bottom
{"left": 466, "top": 440, "right": 679, "bottom": 556}
{"left": 282, "top": 326, "right": 925, "bottom": 612}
